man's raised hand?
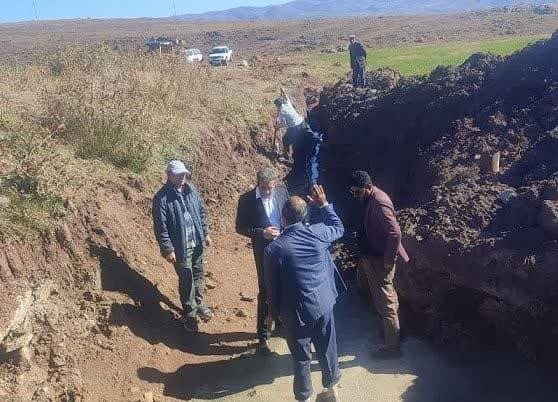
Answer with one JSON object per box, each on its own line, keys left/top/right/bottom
{"left": 307, "top": 185, "right": 328, "bottom": 208}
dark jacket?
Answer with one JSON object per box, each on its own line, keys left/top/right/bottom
{"left": 152, "top": 182, "right": 210, "bottom": 262}
{"left": 264, "top": 204, "right": 344, "bottom": 327}
{"left": 349, "top": 42, "right": 367, "bottom": 70}
{"left": 235, "top": 185, "right": 289, "bottom": 250}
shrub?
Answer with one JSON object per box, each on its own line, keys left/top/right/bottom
{"left": 45, "top": 46, "right": 204, "bottom": 174}
{"left": 0, "top": 114, "right": 69, "bottom": 239}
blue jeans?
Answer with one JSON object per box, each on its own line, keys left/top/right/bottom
{"left": 352, "top": 65, "right": 366, "bottom": 88}
{"left": 286, "top": 308, "right": 341, "bottom": 401}
{"left": 306, "top": 142, "right": 320, "bottom": 187}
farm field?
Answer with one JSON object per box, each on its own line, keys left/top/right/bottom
{"left": 310, "top": 34, "right": 546, "bottom": 77}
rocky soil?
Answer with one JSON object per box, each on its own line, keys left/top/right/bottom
{"left": 313, "top": 31, "right": 558, "bottom": 364}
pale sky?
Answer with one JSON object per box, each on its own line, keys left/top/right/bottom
{"left": 1, "top": 0, "right": 290, "bottom": 22}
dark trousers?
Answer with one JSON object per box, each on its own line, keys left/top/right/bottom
{"left": 305, "top": 142, "right": 320, "bottom": 188}
{"left": 352, "top": 65, "right": 366, "bottom": 88}
{"left": 174, "top": 245, "right": 205, "bottom": 319}
{"left": 286, "top": 308, "right": 341, "bottom": 401}
{"left": 253, "top": 241, "right": 272, "bottom": 342}
{"left": 291, "top": 129, "right": 321, "bottom": 192}
{"left": 287, "top": 124, "right": 307, "bottom": 176}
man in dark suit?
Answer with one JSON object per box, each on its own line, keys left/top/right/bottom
{"left": 264, "top": 185, "right": 343, "bottom": 402}
{"left": 235, "top": 167, "right": 289, "bottom": 353}
{"left": 349, "top": 34, "right": 367, "bottom": 88}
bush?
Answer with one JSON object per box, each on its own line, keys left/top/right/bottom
{"left": 0, "top": 114, "right": 69, "bottom": 239}
{"left": 45, "top": 46, "right": 205, "bottom": 174}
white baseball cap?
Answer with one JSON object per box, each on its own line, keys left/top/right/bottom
{"left": 166, "top": 160, "right": 190, "bottom": 175}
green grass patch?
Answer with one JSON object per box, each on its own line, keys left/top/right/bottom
{"left": 310, "top": 35, "right": 547, "bottom": 78}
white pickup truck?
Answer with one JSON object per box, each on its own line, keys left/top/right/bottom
{"left": 208, "top": 46, "right": 233, "bottom": 66}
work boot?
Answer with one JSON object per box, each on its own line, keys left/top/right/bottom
{"left": 325, "top": 384, "right": 340, "bottom": 402}
{"left": 183, "top": 317, "right": 199, "bottom": 333}
{"left": 257, "top": 339, "right": 272, "bottom": 355}
{"left": 372, "top": 346, "right": 402, "bottom": 359}
{"left": 197, "top": 305, "right": 214, "bottom": 322}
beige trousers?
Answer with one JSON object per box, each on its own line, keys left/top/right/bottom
{"left": 360, "top": 256, "right": 400, "bottom": 349}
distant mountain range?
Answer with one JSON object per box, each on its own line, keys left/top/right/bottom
{"left": 176, "top": 1, "right": 555, "bottom": 21}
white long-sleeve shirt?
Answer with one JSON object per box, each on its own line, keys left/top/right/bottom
{"left": 277, "top": 97, "right": 304, "bottom": 129}
{"left": 256, "top": 186, "right": 282, "bottom": 228}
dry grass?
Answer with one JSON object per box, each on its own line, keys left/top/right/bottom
{"left": 45, "top": 46, "right": 202, "bottom": 173}
{"left": 0, "top": 45, "right": 279, "bottom": 240}
{"left": 0, "top": 111, "right": 69, "bottom": 239}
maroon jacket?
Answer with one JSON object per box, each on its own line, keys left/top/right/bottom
{"left": 364, "top": 186, "right": 409, "bottom": 265}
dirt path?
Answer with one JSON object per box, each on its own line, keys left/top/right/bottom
{"left": 79, "top": 232, "right": 558, "bottom": 402}
{"left": 172, "top": 295, "right": 558, "bottom": 402}
{"left": 180, "top": 294, "right": 557, "bottom": 402}
{"left": 74, "top": 233, "right": 261, "bottom": 401}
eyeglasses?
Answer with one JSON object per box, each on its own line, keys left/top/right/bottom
{"left": 349, "top": 188, "right": 366, "bottom": 197}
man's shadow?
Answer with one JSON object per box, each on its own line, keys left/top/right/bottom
{"left": 135, "top": 293, "right": 389, "bottom": 401}
{"left": 138, "top": 352, "right": 291, "bottom": 400}
{"left": 137, "top": 349, "right": 358, "bottom": 400}
{"left": 91, "top": 244, "right": 255, "bottom": 356}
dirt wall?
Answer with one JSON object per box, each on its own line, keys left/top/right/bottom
{"left": 313, "top": 31, "right": 558, "bottom": 364}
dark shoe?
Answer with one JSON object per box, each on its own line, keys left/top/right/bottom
{"left": 257, "top": 339, "right": 272, "bottom": 355}
{"left": 372, "top": 346, "right": 402, "bottom": 359}
{"left": 183, "top": 317, "right": 199, "bottom": 333}
{"left": 197, "top": 305, "right": 214, "bottom": 322}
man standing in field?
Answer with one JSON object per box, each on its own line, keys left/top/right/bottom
{"left": 265, "top": 185, "right": 343, "bottom": 402}
{"left": 152, "top": 160, "right": 213, "bottom": 333}
{"left": 350, "top": 170, "right": 409, "bottom": 358}
{"left": 349, "top": 34, "right": 367, "bottom": 88}
{"left": 235, "top": 167, "right": 289, "bottom": 354}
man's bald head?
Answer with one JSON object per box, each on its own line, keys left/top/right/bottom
{"left": 282, "top": 196, "right": 308, "bottom": 226}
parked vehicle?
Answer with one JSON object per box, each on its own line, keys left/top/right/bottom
{"left": 185, "top": 48, "right": 203, "bottom": 63}
{"left": 145, "top": 36, "right": 183, "bottom": 55}
{"left": 208, "top": 46, "right": 233, "bottom": 66}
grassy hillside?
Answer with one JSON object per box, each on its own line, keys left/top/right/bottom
{"left": 0, "top": 47, "right": 276, "bottom": 240}
{"left": 308, "top": 35, "right": 546, "bottom": 79}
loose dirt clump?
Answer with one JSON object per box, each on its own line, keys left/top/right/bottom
{"left": 314, "top": 31, "right": 558, "bottom": 364}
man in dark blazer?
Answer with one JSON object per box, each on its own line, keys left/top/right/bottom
{"left": 235, "top": 167, "right": 289, "bottom": 353}
{"left": 264, "top": 185, "right": 343, "bottom": 402}
{"left": 349, "top": 34, "right": 367, "bottom": 88}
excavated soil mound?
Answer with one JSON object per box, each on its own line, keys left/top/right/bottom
{"left": 313, "top": 31, "right": 558, "bottom": 364}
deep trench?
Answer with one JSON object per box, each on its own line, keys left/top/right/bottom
{"left": 305, "top": 80, "right": 558, "bottom": 366}
{"left": 313, "top": 136, "right": 504, "bottom": 346}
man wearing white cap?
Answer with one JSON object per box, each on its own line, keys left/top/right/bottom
{"left": 152, "top": 160, "right": 213, "bottom": 332}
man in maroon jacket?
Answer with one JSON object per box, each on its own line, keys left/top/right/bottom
{"left": 350, "top": 170, "right": 410, "bottom": 358}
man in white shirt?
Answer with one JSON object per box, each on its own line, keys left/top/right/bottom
{"left": 274, "top": 89, "right": 323, "bottom": 193}
{"left": 235, "top": 168, "right": 290, "bottom": 353}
